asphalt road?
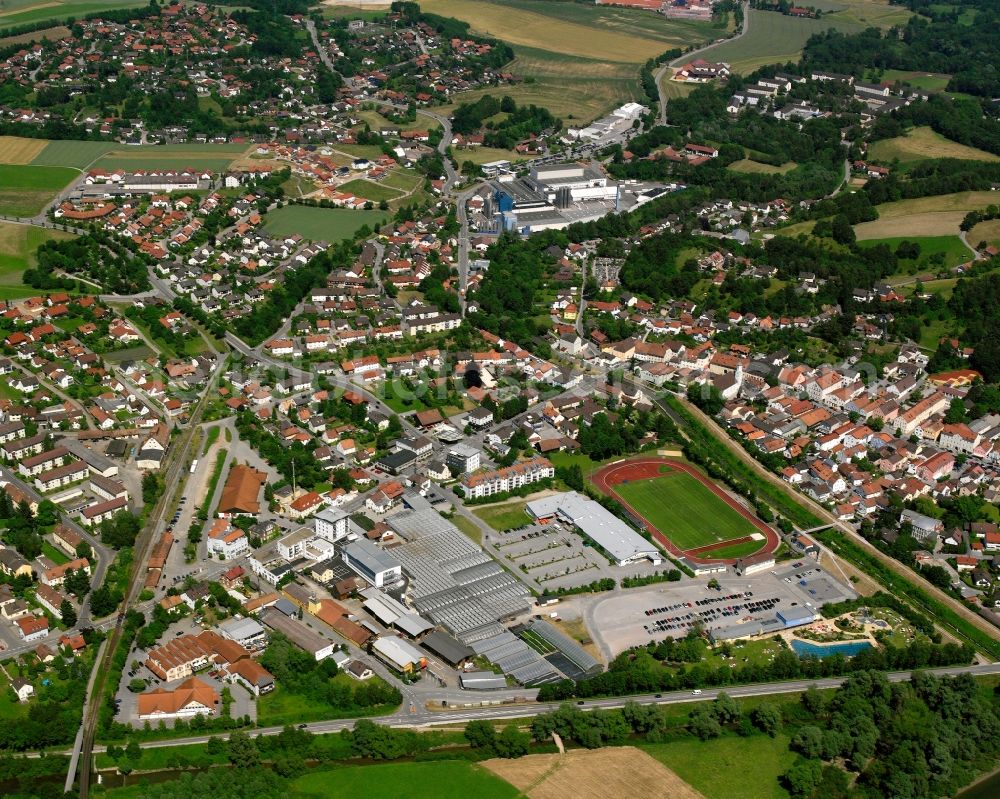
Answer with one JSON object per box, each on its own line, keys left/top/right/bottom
{"left": 84, "top": 662, "right": 1000, "bottom": 752}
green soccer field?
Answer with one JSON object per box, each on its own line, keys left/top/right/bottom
{"left": 612, "top": 470, "right": 757, "bottom": 551}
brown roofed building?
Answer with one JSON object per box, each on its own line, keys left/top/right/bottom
{"left": 217, "top": 464, "right": 268, "bottom": 515}
{"left": 136, "top": 677, "right": 219, "bottom": 720}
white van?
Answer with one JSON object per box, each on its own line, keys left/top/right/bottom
{"left": 692, "top": 689, "right": 703, "bottom": 695}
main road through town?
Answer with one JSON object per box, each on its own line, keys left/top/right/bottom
{"left": 84, "top": 662, "right": 1000, "bottom": 754}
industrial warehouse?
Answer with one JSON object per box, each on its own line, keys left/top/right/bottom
{"left": 526, "top": 491, "right": 664, "bottom": 566}
{"left": 486, "top": 161, "right": 677, "bottom": 232}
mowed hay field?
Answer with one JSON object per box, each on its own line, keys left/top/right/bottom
{"left": 0, "top": 24, "right": 70, "bottom": 46}
{"left": 291, "top": 761, "right": 520, "bottom": 799}
{"left": 867, "top": 126, "right": 1000, "bottom": 166}
{"left": 439, "top": 56, "right": 644, "bottom": 122}
{"left": 969, "top": 219, "right": 1000, "bottom": 249}
{"left": 692, "top": 9, "right": 862, "bottom": 74}
{"left": 0, "top": 136, "right": 48, "bottom": 165}
{"left": 0, "top": 164, "right": 78, "bottom": 216}
{"left": 612, "top": 469, "right": 758, "bottom": 551}
{"left": 423, "top": 0, "right": 718, "bottom": 121}
{"left": 484, "top": 746, "right": 707, "bottom": 799}
{"left": 728, "top": 158, "right": 797, "bottom": 174}
{"left": 853, "top": 191, "right": 1000, "bottom": 240}
{"left": 419, "top": 0, "right": 715, "bottom": 63}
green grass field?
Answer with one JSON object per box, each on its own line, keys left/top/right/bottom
{"left": 30, "top": 139, "right": 118, "bottom": 169}
{"left": 338, "top": 178, "right": 402, "bottom": 203}
{"left": 262, "top": 205, "right": 387, "bottom": 242}
{"left": 290, "top": 761, "right": 520, "bottom": 799}
{"left": 880, "top": 69, "right": 952, "bottom": 91}
{"left": 0, "top": 222, "right": 76, "bottom": 298}
{"left": 256, "top": 676, "right": 398, "bottom": 726}
{"left": 451, "top": 514, "right": 483, "bottom": 544}
{"left": 612, "top": 470, "right": 758, "bottom": 551}
{"left": 473, "top": 501, "right": 530, "bottom": 531}
{"left": 861, "top": 235, "right": 972, "bottom": 272}
{"left": 643, "top": 734, "right": 796, "bottom": 799}
{"left": 0, "top": 164, "right": 78, "bottom": 216}
{"left": 867, "top": 126, "right": 1000, "bottom": 167}
{"left": 693, "top": 9, "right": 862, "bottom": 73}
{"left": 0, "top": 0, "right": 146, "bottom": 28}
{"left": 88, "top": 143, "right": 249, "bottom": 172}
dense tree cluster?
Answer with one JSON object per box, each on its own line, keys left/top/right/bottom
{"left": 802, "top": 3, "right": 1000, "bottom": 99}
{"left": 259, "top": 633, "right": 401, "bottom": 712}
{"left": 784, "top": 670, "right": 1000, "bottom": 799}
{"left": 537, "top": 629, "right": 973, "bottom": 702}
{"left": 451, "top": 94, "right": 558, "bottom": 148}
{"left": 28, "top": 233, "right": 150, "bottom": 295}
{"left": 467, "top": 232, "right": 559, "bottom": 351}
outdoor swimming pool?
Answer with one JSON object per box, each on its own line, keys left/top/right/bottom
{"left": 790, "top": 639, "right": 874, "bottom": 658}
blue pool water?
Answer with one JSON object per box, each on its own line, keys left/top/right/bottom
{"left": 790, "top": 639, "right": 873, "bottom": 658}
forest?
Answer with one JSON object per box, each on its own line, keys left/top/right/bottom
{"left": 537, "top": 626, "right": 974, "bottom": 702}
{"left": 802, "top": 1, "right": 1000, "bottom": 98}
{"left": 450, "top": 94, "right": 559, "bottom": 149}
{"left": 28, "top": 233, "right": 150, "bottom": 295}
{"left": 608, "top": 85, "right": 845, "bottom": 203}
{"left": 467, "top": 231, "right": 562, "bottom": 352}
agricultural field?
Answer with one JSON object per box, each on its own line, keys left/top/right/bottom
{"left": 423, "top": 0, "right": 719, "bottom": 121}
{"left": 693, "top": 9, "right": 863, "bottom": 74}
{"left": 29, "top": 139, "right": 118, "bottom": 169}
{"left": 442, "top": 50, "right": 643, "bottom": 123}
{"left": 484, "top": 746, "right": 707, "bottom": 799}
{"left": 728, "top": 159, "right": 797, "bottom": 174}
{"left": 88, "top": 143, "right": 250, "bottom": 172}
{"left": 291, "top": 761, "right": 521, "bottom": 799}
{"left": 337, "top": 178, "right": 403, "bottom": 203}
{"left": 0, "top": 164, "right": 78, "bottom": 216}
{"left": 262, "top": 204, "right": 388, "bottom": 242}
{"left": 0, "top": 135, "right": 48, "bottom": 164}
{"left": 0, "top": 22, "right": 69, "bottom": 45}
{"left": 968, "top": 219, "right": 1000, "bottom": 250}
{"left": 809, "top": 0, "right": 917, "bottom": 28}
{"left": 418, "top": 0, "right": 716, "bottom": 63}
{"left": 867, "top": 126, "right": 1000, "bottom": 167}
{"left": 0, "top": 0, "right": 146, "bottom": 27}
{"left": 643, "top": 734, "right": 797, "bottom": 799}
{"left": 611, "top": 470, "right": 758, "bottom": 551}
{"left": 852, "top": 191, "right": 999, "bottom": 240}
{"left": 861, "top": 235, "right": 972, "bottom": 272}
{"left": 473, "top": 500, "right": 530, "bottom": 532}
{"left": 0, "top": 222, "right": 75, "bottom": 289}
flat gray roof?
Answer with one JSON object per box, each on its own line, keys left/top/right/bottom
{"left": 527, "top": 491, "right": 661, "bottom": 565}
{"left": 344, "top": 537, "right": 401, "bottom": 573}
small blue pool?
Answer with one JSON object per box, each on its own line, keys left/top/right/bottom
{"left": 790, "top": 639, "right": 874, "bottom": 658}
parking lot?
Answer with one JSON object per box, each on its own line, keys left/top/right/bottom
{"left": 485, "top": 519, "right": 668, "bottom": 593}
{"left": 587, "top": 561, "right": 856, "bottom": 657}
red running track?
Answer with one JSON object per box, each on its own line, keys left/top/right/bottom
{"left": 590, "top": 457, "right": 780, "bottom": 565}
